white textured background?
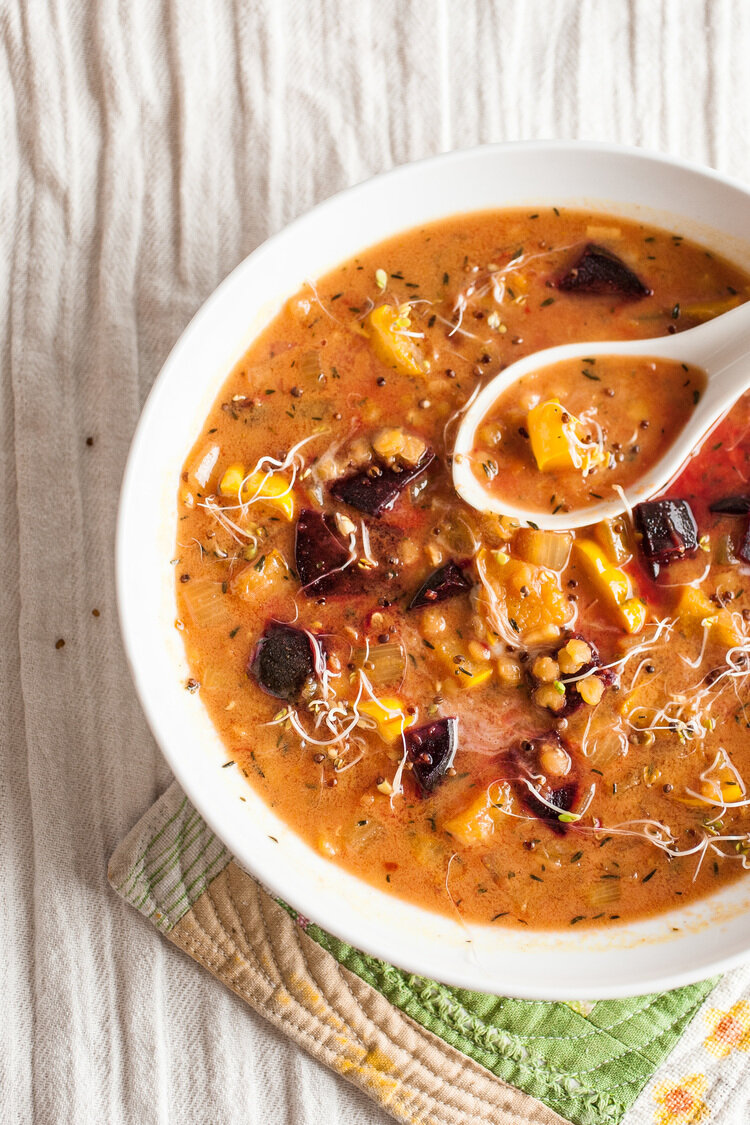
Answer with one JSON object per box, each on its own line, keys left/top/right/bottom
{"left": 3, "top": 2, "right": 750, "bottom": 1123}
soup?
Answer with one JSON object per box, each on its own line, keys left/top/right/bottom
{"left": 466, "top": 355, "right": 707, "bottom": 513}
{"left": 175, "top": 208, "right": 750, "bottom": 929}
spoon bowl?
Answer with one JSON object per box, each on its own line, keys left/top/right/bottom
{"left": 453, "top": 298, "right": 750, "bottom": 529}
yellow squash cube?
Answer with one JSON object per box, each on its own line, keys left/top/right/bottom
{"left": 219, "top": 465, "right": 296, "bottom": 521}
{"left": 359, "top": 696, "right": 416, "bottom": 743}
{"left": 366, "top": 304, "right": 427, "bottom": 376}
{"left": 593, "top": 517, "right": 632, "bottom": 564}
{"left": 527, "top": 399, "right": 605, "bottom": 474}
{"left": 219, "top": 462, "right": 246, "bottom": 498}
{"left": 528, "top": 400, "right": 574, "bottom": 472}
{"left": 617, "top": 597, "right": 648, "bottom": 634}
{"left": 444, "top": 791, "right": 496, "bottom": 847}
{"left": 688, "top": 775, "right": 743, "bottom": 807}
{"left": 428, "top": 635, "right": 494, "bottom": 692}
{"left": 573, "top": 539, "right": 646, "bottom": 634}
{"left": 675, "top": 586, "right": 741, "bottom": 648}
{"left": 475, "top": 548, "right": 571, "bottom": 645}
{"left": 444, "top": 783, "right": 509, "bottom": 847}
{"left": 231, "top": 549, "right": 289, "bottom": 602}
{"left": 677, "top": 750, "right": 744, "bottom": 808}
{"left": 452, "top": 663, "right": 493, "bottom": 691}
{"left": 244, "top": 470, "right": 296, "bottom": 521}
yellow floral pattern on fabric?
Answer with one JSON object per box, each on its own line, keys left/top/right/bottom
{"left": 563, "top": 1000, "right": 596, "bottom": 1017}
{"left": 652, "top": 1073, "right": 709, "bottom": 1124}
{"left": 703, "top": 1001, "right": 750, "bottom": 1058}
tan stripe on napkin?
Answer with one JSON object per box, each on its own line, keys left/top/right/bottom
{"left": 168, "top": 860, "right": 569, "bottom": 1125}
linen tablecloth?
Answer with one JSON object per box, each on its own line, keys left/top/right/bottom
{"left": 4, "top": 2, "right": 750, "bottom": 1122}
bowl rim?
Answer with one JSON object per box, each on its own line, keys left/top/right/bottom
{"left": 117, "top": 139, "right": 750, "bottom": 999}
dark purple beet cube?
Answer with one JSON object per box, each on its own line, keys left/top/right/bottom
{"left": 407, "top": 561, "right": 471, "bottom": 611}
{"left": 523, "top": 781, "right": 579, "bottom": 834}
{"left": 634, "top": 499, "right": 698, "bottom": 572}
{"left": 330, "top": 450, "right": 435, "bottom": 517}
{"left": 295, "top": 509, "right": 353, "bottom": 596}
{"left": 555, "top": 243, "right": 652, "bottom": 301}
{"left": 249, "top": 622, "right": 322, "bottom": 702}
{"left": 406, "top": 717, "right": 458, "bottom": 794}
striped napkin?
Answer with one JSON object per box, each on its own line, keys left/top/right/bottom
{"left": 110, "top": 783, "right": 750, "bottom": 1124}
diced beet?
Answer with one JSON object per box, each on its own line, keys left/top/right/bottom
{"left": 634, "top": 499, "right": 698, "bottom": 576}
{"left": 249, "top": 622, "right": 322, "bottom": 702}
{"left": 295, "top": 510, "right": 407, "bottom": 599}
{"left": 406, "top": 717, "right": 458, "bottom": 794}
{"left": 506, "top": 733, "right": 579, "bottom": 835}
{"left": 407, "top": 561, "right": 471, "bottom": 611}
{"left": 295, "top": 509, "right": 354, "bottom": 596}
{"left": 554, "top": 243, "right": 652, "bottom": 301}
{"left": 738, "top": 516, "right": 750, "bottom": 565}
{"left": 523, "top": 782, "right": 579, "bottom": 834}
{"left": 709, "top": 494, "right": 750, "bottom": 515}
{"left": 330, "top": 450, "right": 435, "bottom": 517}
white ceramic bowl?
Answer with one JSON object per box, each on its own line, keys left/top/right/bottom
{"left": 118, "top": 142, "right": 750, "bottom": 999}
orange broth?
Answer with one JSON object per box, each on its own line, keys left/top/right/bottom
{"left": 176, "top": 208, "right": 750, "bottom": 930}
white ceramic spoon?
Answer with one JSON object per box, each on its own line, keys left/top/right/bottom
{"left": 452, "top": 299, "right": 750, "bottom": 530}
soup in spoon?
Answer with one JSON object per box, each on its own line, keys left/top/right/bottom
{"left": 466, "top": 355, "right": 707, "bottom": 514}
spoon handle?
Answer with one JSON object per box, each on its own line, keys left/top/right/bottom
{"left": 673, "top": 296, "right": 750, "bottom": 371}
